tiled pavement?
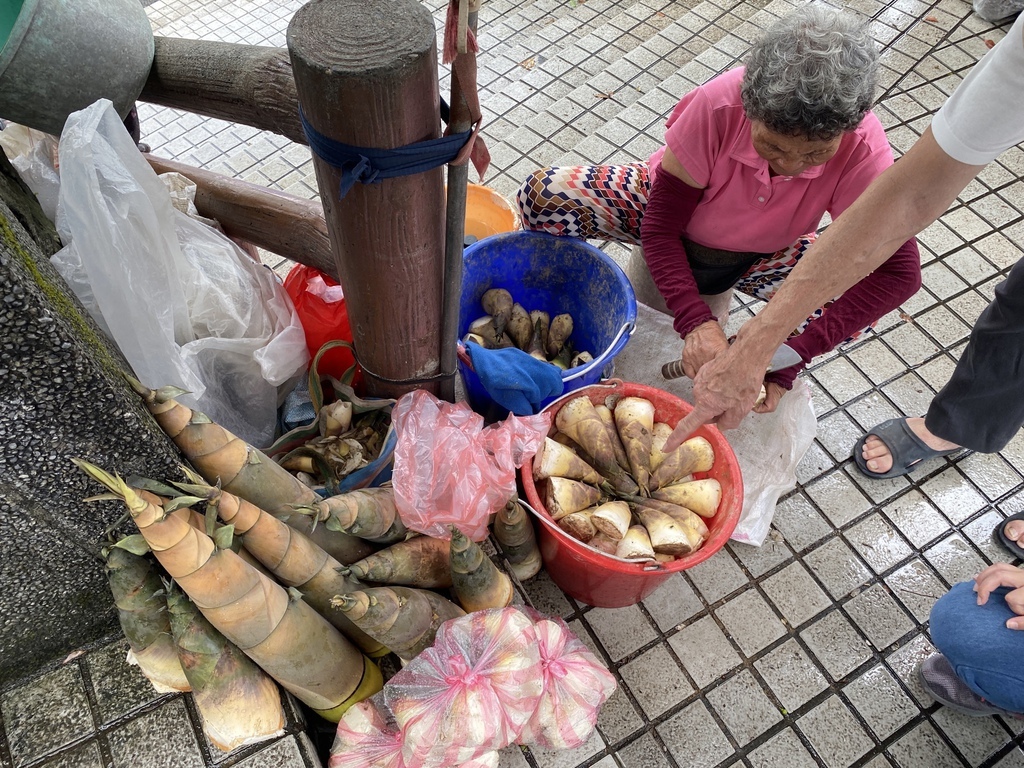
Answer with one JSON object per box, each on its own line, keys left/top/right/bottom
{"left": 3, "top": 0, "right": 1024, "bottom": 766}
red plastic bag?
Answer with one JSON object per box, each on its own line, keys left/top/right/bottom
{"left": 516, "top": 610, "right": 617, "bottom": 750}
{"left": 384, "top": 608, "right": 545, "bottom": 767}
{"left": 283, "top": 265, "right": 359, "bottom": 383}
{"left": 391, "top": 390, "right": 550, "bottom": 541}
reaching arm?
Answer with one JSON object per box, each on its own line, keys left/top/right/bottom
{"left": 664, "top": 127, "right": 986, "bottom": 449}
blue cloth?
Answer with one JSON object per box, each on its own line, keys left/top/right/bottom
{"left": 929, "top": 581, "right": 1024, "bottom": 713}
{"left": 299, "top": 109, "right": 471, "bottom": 199}
{"left": 464, "top": 341, "right": 563, "bottom": 416}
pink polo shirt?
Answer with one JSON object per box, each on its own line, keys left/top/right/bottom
{"left": 648, "top": 67, "right": 893, "bottom": 253}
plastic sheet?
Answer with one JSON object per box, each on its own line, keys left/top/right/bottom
{"left": 384, "top": 607, "right": 544, "bottom": 767}
{"left": 973, "top": 0, "right": 1023, "bottom": 21}
{"left": 391, "top": 390, "right": 549, "bottom": 541}
{"left": 329, "top": 698, "right": 406, "bottom": 768}
{"left": 516, "top": 611, "right": 617, "bottom": 750}
{"left": 50, "top": 100, "right": 308, "bottom": 447}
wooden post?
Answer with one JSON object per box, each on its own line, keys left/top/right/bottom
{"left": 288, "top": 0, "right": 446, "bottom": 399}
{"left": 140, "top": 37, "right": 306, "bottom": 145}
{"left": 145, "top": 154, "right": 335, "bottom": 277}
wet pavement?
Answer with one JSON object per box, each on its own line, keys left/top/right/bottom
{"left": 3, "top": 0, "right": 1024, "bottom": 765}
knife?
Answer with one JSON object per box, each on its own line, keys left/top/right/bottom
{"left": 661, "top": 342, "right": 802, "bottom": 380}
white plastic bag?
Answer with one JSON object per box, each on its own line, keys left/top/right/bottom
{"left": 973, "top": 0, "right": 1023, "bottom": 22}
{"left": 0, "top": 122, "right": 61, "bottom": 221}
{"left": 51, "top": 99, "right": 308, "bottom": 446}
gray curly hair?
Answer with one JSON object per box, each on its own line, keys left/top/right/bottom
{"left": 741, "top": 4, "right": 879, "bottom": 140}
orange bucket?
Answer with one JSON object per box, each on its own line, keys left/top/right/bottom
{"left": 520, "top": 381, "right": 743, "bottom": 608}
{"left": 464, "top": 183, "right": 519, "bottom": 241}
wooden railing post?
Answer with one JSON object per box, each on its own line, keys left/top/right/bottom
{"left": 287, "top": 0, "right": 446, "bottom": 400}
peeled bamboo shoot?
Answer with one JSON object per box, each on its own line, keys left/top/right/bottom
{"left": 555, "top": 396, "right": 638, "bottom": 495}
{"left": 558, "top": 508, "right": 597, "bottom": 542}
{"left": 651, "top": 479, "right": 722, "bottom": 519}
{"left": 635, "top": 506, "right": 699, "bottom": 556}
{"left": 590, "top": 501, "right": 631, "bottom": 540}
{"left": 450, "top": 527, "right": 514, "bottom": 611}
{"left": 594, "top": 404, "right": 631, "bottom": 474}
{"left": 615, "top": 526, "right": 655, "bottom": 561}
{"left": 533, "top": 437, "right": 604, "bottom": 486}
{"left": 544, "top": 477, "right": 601, "bottom": 521}
{"left": 650, "top": 436, "right": 715, "bottom": 491}
{"left": 613, "top": 397, "right": 656, "bottom": 494}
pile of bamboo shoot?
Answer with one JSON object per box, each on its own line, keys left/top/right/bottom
{"left": 76, "top": 378, "right": 547, "bottom": 751}
{"left": 464, "top": 288, "right": 592, "bottom": 369}
{"left": 535, "top": 394, "right": 723, "bottom": 561}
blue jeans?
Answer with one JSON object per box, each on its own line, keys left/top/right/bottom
{"left": 929, "top": 581, "right": 1024, "bottom": 713}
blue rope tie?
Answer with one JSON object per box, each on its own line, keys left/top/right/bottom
{"left": 299, "top": 108, "right": 471, "bottom": 199}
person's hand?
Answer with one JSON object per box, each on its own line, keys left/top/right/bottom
{"left": 751, "top": 381, "right": 787, "bottom": 414}
{"left": 680, "top": 321, "right": 729, "bottom": 379}
{"left": 974, "top": 563, "right": 1024, "bottom": 629}
{"left": 661, "top": 343, "right": 769, "bottom": 452}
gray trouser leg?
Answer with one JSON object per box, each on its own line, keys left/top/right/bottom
{"left": 925, "top": 257, "right": 1024, "bottom": 452}
{"left": 626, "top": 245, "right": 731, "bottom": 330}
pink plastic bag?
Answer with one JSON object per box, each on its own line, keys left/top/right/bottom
{"left": 517, "top": 611, "right": 617, "bottom": 750}
{"left": 391, "top": 390, "right": 550, "bottom": 540}
{"left": 385, "top": 607, "right": 545, "bottom": 767}
{"left": 329, "top": 697, "right": 406, "bottom": 768}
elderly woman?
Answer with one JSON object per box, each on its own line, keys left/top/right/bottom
{"left": 517, "top": 4, "right": 920, "bottom": 412}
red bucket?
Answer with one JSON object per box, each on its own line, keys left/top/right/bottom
{"left": 521, "top": 381, "right": 743, "bottom": 608}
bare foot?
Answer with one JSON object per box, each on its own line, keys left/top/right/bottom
{"left": 1004, "top": 518, "right": 1024, "bottom": 546}
{"left": 861, "top": 417, "right": 960, "bottom": 474}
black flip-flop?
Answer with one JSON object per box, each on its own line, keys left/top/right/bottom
{"left": 996, "top": 511, "right": 1024, "bottom": 560}
{"left": 853, "top": 417, "right": 961, "bottom": 480}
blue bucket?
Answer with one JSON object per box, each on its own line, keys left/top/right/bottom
{"left": 459, "top": 231, "right": 638, "bottom": 420}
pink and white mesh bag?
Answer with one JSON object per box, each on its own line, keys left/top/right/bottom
{"left": 384, "top": 607, "right": 544, "bottom": 767}
{"left": 329, "top": 697, "right": 406, "bottom": 768}
{"left": 516, "top": 611, "right": 617, "bottom": 750}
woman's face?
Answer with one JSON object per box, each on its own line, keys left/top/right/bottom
{"left": 749, "top": 121, "right": 844, "bottom": 177}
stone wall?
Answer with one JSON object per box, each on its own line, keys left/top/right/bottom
{"left": 0, "top": 152, "right": 182, "bottom": 683}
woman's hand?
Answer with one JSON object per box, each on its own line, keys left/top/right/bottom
{"left": 681, "top": 321, "right": 729, "bottom": 379}
{"left": 752, "top": 382, "right": 787, "bottom": 414}
{"left": 974, "top": 563, "right": 1024, "bottom": 629}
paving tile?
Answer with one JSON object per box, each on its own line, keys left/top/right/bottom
{"left": 925, "top": 533, "right": 990, "bottom": 587}
{"left": 86, "top": 639, "right": 164, "bottom": 725}
{"left": 715, "top": 588, "right": 786, "bottom": 656}
{"left": 35, "top": 742, "right": 104, "bottom": 768}
{"left": 844, "top": 583, "right": 915, "bottom": 651}
{"left": 616, "top": 732, "right": 672, "bottom": 768}
{"left": 957, "top": 452, "right": 1024, "bottom": 501}
{"left": 796, "top": 695, "right": 874, "bottom": 768}
{"left": 528, "top": 727, "right": 606, "bottom": 768}
{"left": 995, "top": 747, "right": 1024, "bottom": 768}
{"left": 804, "top": 537, "right": 873, "bottom": 600}
{"left": 667, "top": 615, "right": 741, "bottom": 688}
{"left": 684, "top": 550, "right": 749, "bottom": 604}
{"left": 932, "top": 707, "right": 1015, "bottom": 766}
{"left": 747, "top": 727, "right": 818, "bottom": 768}
{"left": 107, "top": 698, "right": 204, "bottom": 768}
{"left": 760, "top": 561, "right": 832, "bottom": 629}
{"left": 641, "top": 574, "right": 704, "bottom": 632}
{"left": 963, "top": 509, "right": 1017, "bottom": 565}
{"left": 887, "top": 721, "right": 964, "bottom": 768}
{"left": 771, "top": 493, "right": 833, "bottom": 552}
{"left": 884, "top": 559, "right": 948, "bottom": 623}
{"left": 846, "top": 513, "right": 915, "bottom": 575}
{"left": 585, "top": 604, "right": 658, "bottom": 662}
{"left": 233, "top": 737, "right": 312, "bottom": 767}
{"left": 800, "top": 612, "right": 871, "bottom": 682}
{"left": 804, "top": 470, "right": 873, "bottom": 528}
{"left": 921, "top": 468, "right": 988, "bottom": 525}
{"left": 619, "top": 644, "right": 694, "bottom": 718}
{"left": 884, "top": 633, "right": 938, "bottom": 706}
{"left": 883, "top": 489, "right": 954, "bottom": 548}
{"left": 595, "top": 684, "right": 645, "bottom": 744}
{"left": 1, "top": 664, "right": 94, "bottom": 766}
{"left": 705, "top": 669, "right": 783, "bottom": 745}
{"left": 656, "top": 701, "right": 733, "bottom": 768}
{"left": 754, "top": 638, "right": 828, "bottom": 713}
{"left": 727, "top": 532, "right": 793, "bottom": 578}
{"left": 522, "top": 570, "right": 575, "bottom": 618}
{"left": 842, "top": 664, "right": 918, "bottom": 740}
